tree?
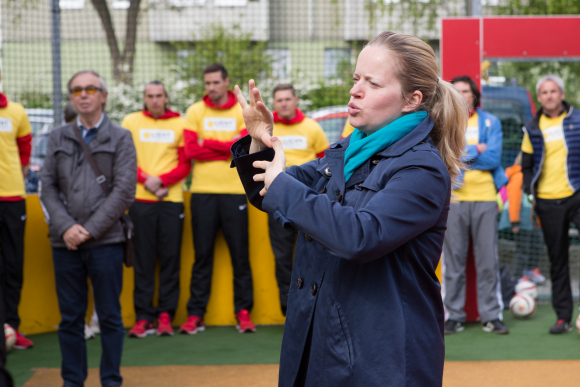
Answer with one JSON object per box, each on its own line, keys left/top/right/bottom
{"left": 171, "top": 25, "right": 273, "bottom": 102}
{"left": 91, "top": 0, "right": 141, "bottom": 84}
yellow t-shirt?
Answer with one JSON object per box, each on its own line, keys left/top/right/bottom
{"left": 0, "top": 101, "right": 32, "bottom": 197}
{"left": 455, "top": 113, "right": 497, "bottom": 201}
{"left": 185, "top": 101, "right": 245, "bottom": 194}
{"left": 122, "top": 111, "right": 189, "bottom": 203}
{"left": 521, "top": 112, "right": 573, "bottom": 199}
{"left": 274, "top": 118, "right": 329, "bottom": 167}
{"left": 342, "top": 119, "right": 355, "bottom": 138}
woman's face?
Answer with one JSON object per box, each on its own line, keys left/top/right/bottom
{"left": 348, "top": 45, "right": 411, "bottom": 135}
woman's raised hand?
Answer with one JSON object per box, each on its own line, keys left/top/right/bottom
{"left": 234, "top": 80, "right": 274, "bottom": 151}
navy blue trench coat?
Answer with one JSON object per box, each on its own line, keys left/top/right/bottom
{"left": 231, "top": 116, "right": 449, "bottom": 387}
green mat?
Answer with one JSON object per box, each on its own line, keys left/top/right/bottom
{"left": 6, "top": 304, "right": 580, "bottom": 387}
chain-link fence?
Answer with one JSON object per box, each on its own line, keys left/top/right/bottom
{"left": 2, "top": 0, "right": 579, "bottom": 302}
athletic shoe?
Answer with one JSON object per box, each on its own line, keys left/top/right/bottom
{"left": 157, "top": 312, "right": 174, "bottom": 336}
{"left": 482, "top": 319, "right": 509, "bottom": 334}
{"left": 549, "top": 319, "right": 573, "bottom": 334}
{"left": 84, "top": 324, "right": 95, "bottom": 340}
{"left": 523, "top": 268, "right": 546, "bottom": 284}
{"left": 443, "top": 319, "right": 464, "bottom": 334}
{"left": 128, "top": 320, "right": 155, "bottom": 338}
{"left": 179, "top": 316, "right": 205, "bottom": 335}
{"left": 235, "top": 309, "right": 256, "bottom": 333}
{"left": 13, "top": 329, "right": 34, "bottom": 349}
{"left": 89, "top": 313, "right": 100, "bottom": 335}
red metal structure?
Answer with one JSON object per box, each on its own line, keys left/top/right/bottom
{"left": 440, "top": 16, "right": 580, "bottom": 322}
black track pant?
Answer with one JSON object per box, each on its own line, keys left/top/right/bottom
{"left": 129, "top": 201, "right": 184, "bottom": 322}
{"left": 535, "top": 191, "right": 580, "bottom": 323}
{"left": 187, "top": 194, "right": 253, "bottom": 316}
{"left": 268, "top": 213, "right": 297, "bottom": 316}
{"left": 0, "top": 200, "right": 26, "bottom": 330}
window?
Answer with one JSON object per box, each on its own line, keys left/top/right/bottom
{"left": 59, "top": 0, "right": 84, "bottom": 10}
{"left": 214, "top": 0, "right": 248, "bottom": 6}
{"left": 169, "top": 0, "right": 206, "bottom": 7}
{"left": 324, "top": 49, "right": 351, "bottom": 79}
{"left": 112, "top": 0, "right": 130, "bottom": 9}
{"left": 266, "top": 49, "right": 291, "bottom": 80}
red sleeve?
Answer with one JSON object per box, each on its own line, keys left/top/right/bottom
{"left": 316, "top": 151, "right": 326, "bottom": 158}
{"left": 183, "top": 129, "right": 229, "bottom": 161}
{"left": 137, "top": 167, "right": 148, "bottom": 184}
{"left": 17, "top": 134, "right": 32, "bottom": 166}
{"left": 203, "top": 129, "right": 248, "bottom": 156}
{"left": 159, "top": 147, "right": 192, "bottom": 187}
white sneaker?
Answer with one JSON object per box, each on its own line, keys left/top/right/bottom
{"left": 84, "top": 324, "right": 95, "bottom": 340}
{"left": 89, "top": 314, "right": 100, "bottom": 335}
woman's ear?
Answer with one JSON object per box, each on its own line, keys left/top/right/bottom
{"left": 402, "top": 90, "right": 423, "bottom": 112}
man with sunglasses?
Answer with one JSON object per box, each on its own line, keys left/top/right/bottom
{"left": 40, "top": 70, "right": 136, "bottom": 387}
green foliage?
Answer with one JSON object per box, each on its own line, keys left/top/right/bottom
{"left": 492, "top": 0, "right": 580, "bottom": 110}
{"left": 171, "top": 25, "right": 272, "bottom": 102}
{"left": 14, "top": 90, "right": 53, "bottom": 109}
{"left": 495, "top": 0, "right": 580, "bottom": 15}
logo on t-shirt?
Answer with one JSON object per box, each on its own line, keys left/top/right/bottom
{"left": 543, "top": 125, "right": 564, "bottom": 143}
{"left": 204, "top": 118, "right": 237, "bottom": 132}
{"left": 0, "top": 118, "right": 13, "bottom": 132}
{"left": 464, "top": 126, "right": 479, "bottom": 144}
{"left": 139, "top": 129, "right": 175, "bottom": 143}
{"left": 278, "top": 135, "right": 308, "bottom": 150}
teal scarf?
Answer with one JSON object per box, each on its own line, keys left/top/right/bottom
{"left": 344, "top": 111, "right": 428, "bottom": 182}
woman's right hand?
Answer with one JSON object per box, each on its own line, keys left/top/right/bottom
{"left": 234, "top": 80, "right": 274, "bottom": 152}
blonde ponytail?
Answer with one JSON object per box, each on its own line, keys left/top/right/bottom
{"left": 428, "top": 80, "right": 468, "bottom": 184}
{"left": 368, "top": 32, "right": 467, "bottom": 183}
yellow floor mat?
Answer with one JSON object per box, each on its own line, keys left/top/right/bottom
{"left": 23, "top": 360, "right": 580, "bottom": 386}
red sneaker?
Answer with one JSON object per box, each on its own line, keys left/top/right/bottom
{"left": 235, "top": 309, "right": 256, "bottom": 333}
{"left": 179, "top": 316, "right": 205, "bottom": 335}
{"left": 128, "top": 320, "right": 155, "bottom": 338}
{"left": 13, "top": 329, "right": 33, "bottom": 350}
{"left": 157, "top": 312, "right": 174, "bottom": 336}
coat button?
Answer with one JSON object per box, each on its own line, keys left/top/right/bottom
{"left": 320, "top": 186, "right": 327, "bottom": 194}
{"left": 324, "top": 166, "right": 332, "bottom": 177}
{"left": 304, "top": 234, "right": 313, "bottom": 242}
{"left": 337, "top": 191, "right": 343, "bottom": 202}
{"left": 371, "top": 158, "right": 380, "bottom": 165}
{"left": 311, "top": 283, "right": 318, "bottom": 296}
{"left": 297, "top": 278, "right": 304, "bottom": 289}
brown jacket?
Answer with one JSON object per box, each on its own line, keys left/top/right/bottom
{"left": 40, "top": 114, "right": 136, "bottom": 248}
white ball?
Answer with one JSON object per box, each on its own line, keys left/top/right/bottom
{"left": 515, "top": 281, "right": 538, "bottom": 300}
{"left": 509, "top": 293, "right": 536, "bottom": 319}
{"left": 4, "top": 324, "right": 16, "bottom": 352}
{"left": 575, "top": 315, "right": 580, "bottom": 335}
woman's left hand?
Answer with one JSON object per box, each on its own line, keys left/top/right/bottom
{"left": 253, "top": 137, "right": 287, "bottom": 196}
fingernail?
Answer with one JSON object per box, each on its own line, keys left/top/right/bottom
{"left": 272, "top": 137, "right": 278, "bottom": 142}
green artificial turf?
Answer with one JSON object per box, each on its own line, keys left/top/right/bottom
{"left": 7, "top": 304, "right": 580, "bottom": 387}
{"left": 7, "top": 325, "right": 284, "bottom": 387}
{"left": 445, "top": 303, "right": 580, "bottom": 361}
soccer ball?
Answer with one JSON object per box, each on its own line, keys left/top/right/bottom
{"left": 509, "top": 293, "right": 536, "bottom": 319}
{"left": 575, "top": 314, "right": 580, "bottom": 335}
{"left": 515, "top": 280, "right": 538, "bottom": 300}
{"left": 4, "top": 324, "right": 16, "bottom": 352}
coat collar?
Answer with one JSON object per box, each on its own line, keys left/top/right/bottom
{"left": 325, "top": 115, "right": 434, "bottom": 193}
{"left": 64, "top": 113, "right": 112, "bottom": 145}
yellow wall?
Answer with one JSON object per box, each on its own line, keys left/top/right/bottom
{"left": 19, "top": 193, "right": 285, "bottom": 335}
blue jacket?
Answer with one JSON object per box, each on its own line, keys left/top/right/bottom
{"left": 232, "top": 116, "right": 448, "bottom": 387}
{"left": 456, "top": 108, "right": 508, "bottom": 190}
{"left": 522, "top": 102, "right": 580, "bottom": 197}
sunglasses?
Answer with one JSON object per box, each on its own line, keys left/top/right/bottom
{"left": 70, "top": 86, "right": 103, "bottom": 96}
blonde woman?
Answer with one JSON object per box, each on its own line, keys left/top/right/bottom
{"left": 232, "top": 31, "right": 467, "bottom": 386}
